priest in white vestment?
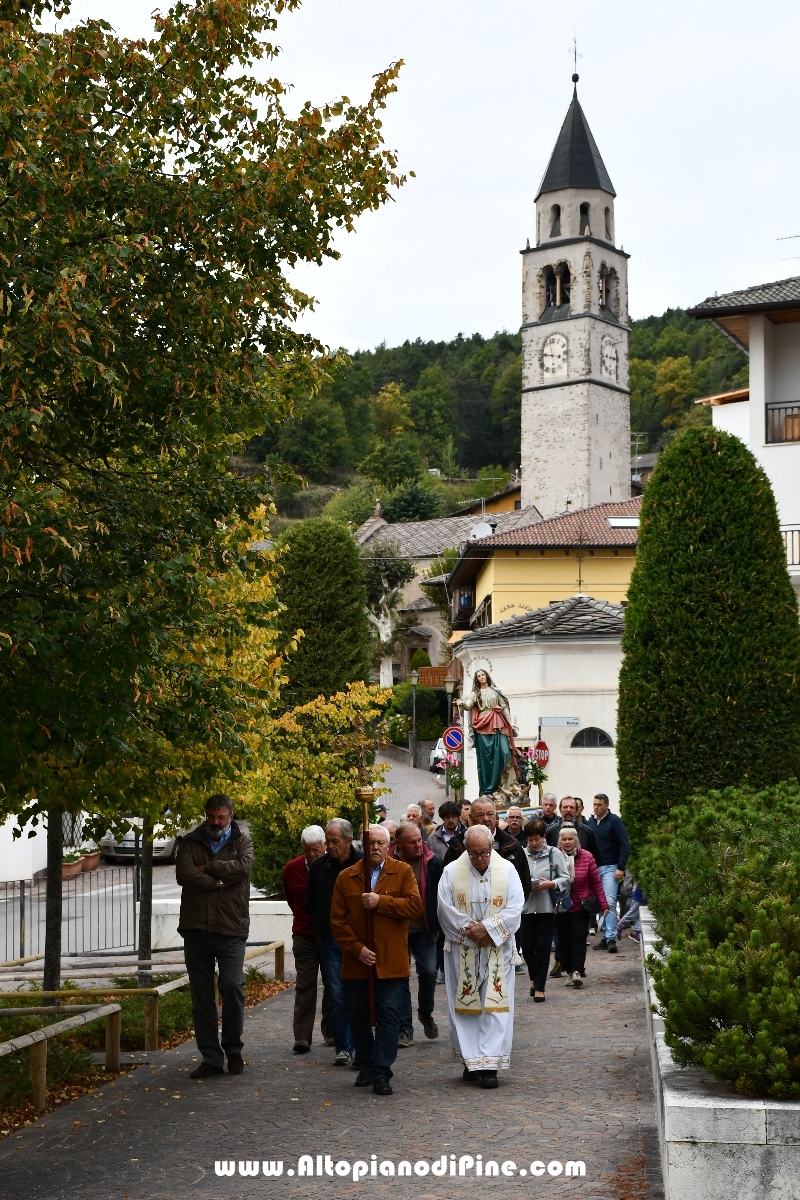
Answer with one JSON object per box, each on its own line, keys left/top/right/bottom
{"left": 437, "top": 824, "right": 524, "bottom": 1089}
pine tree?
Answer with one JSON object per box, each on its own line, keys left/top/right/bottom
{"left": 617, "top": 428, "right": 800, "bottom": 848}
{"left": 277, "top": 520, "right": 371, "bottom": 707}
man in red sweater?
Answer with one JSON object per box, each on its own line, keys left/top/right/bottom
{"left": 282, "top": 826, "right": 331, "bottom": 1053}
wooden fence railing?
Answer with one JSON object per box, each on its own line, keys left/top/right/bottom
{"left": 0, "top": 940, "right": 284, "bottom": 1111}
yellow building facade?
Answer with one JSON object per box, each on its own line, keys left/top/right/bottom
{"left": 474, "top": 547, "right": 635, "bottom": 621}
{"left": 447, "top": 497, "right": 640, "bottom": 637}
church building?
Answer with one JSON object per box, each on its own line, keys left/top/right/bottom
{"left": 520, "top": 76, "right": 631, "bottom": 518}
{"left": 450, "top": 82, "right": 635, "bottom": 806}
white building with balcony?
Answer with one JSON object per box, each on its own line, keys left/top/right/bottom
{"left": 690, "top": 278, "right": 800, "bottom": 591}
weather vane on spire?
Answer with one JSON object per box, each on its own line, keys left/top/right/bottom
{"left": 570, "top": 34, "right": 582, "bottom": 84}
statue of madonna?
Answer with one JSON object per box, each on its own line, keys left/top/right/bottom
{"left": 455, "top": 669, "right": 519, "bottom": 796}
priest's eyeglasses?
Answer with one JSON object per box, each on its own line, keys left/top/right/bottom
{"left": 467, "top": 849, "right": 491, "bottom": 859}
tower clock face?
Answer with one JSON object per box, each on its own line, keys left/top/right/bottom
{"left": 542, "top": 333, "right": 568, "bottom": 377}
{"left": 601, "top": 338, "right": 618, "bottom": 380}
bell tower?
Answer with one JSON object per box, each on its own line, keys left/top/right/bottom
{"left": 520, "top": 76, "right": 631, "bottom": 517}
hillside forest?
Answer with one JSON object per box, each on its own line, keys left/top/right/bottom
{"left": 245, "top": 308, "right": 748, "bottom": 527}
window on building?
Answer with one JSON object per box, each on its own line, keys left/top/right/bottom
{"left": 604, "top": 207, "right": 612, "bottom": 240}
{"left": 580, "top": 202, "right": 591, "bottom": 236}
{"left": 571, "top": 727, "right": 614, "bottom": 748}
{"left": 549, "top": 204, "right": 561, "bottom": 237}
{"left": 766, "top": 402, "right": 800, "bottom": 444}
{"left": 459, "top": 588, "right": 474, "bottom": 609}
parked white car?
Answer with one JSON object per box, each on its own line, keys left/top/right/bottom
{"left": 429, "top": 739, "right": 447, "bottom": 773}
{"left": 100, "top": 817, "right": 187, "bottom": 865}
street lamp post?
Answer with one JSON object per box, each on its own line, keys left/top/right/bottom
{"left": 444, "top": 677, "right": 455, "bottom": 728}
{"left": 444, "top": 677, "right": 456, "bottom": 800}
{"left": 409, "top": 668, "right": 419, "bottom": 770}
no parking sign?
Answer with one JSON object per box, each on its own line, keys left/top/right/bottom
{"left": 442, "top": 726, "right": 464, "bottom": 752}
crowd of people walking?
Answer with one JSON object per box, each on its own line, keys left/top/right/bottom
{"left": 172, "top": 788, "right": 636, "bottom": 1096}
{"left": 277, "top": 789, "right": 635, "bottom": 1095}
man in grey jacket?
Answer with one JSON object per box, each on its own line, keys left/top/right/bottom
{"left": 176, "top": 793, "right": 254, "bottom": 1078}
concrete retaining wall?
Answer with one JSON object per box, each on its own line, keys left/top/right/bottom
{"left": 641, "top": 908, "right": 800, "bottom": 1199}
{"left": 148, "top": 899, "right": 293, "bottom": 950}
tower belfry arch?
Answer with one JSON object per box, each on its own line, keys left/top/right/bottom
{"left": 520, "top": 77, "right": 631, "bottom": 518}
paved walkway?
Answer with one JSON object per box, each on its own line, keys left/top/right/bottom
{"left": 0, "top": 937, "right": 663, "bottom": 1199}
{"left": 376, "top": 755, "right": 446, "bottom": 822}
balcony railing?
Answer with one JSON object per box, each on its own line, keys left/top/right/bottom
{"left": 782, "top": 527, "right": 800, "bottom": 567}
{"left": 766, "top": 402, "right": 800, "bottom": 444}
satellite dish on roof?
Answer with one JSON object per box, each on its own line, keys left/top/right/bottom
{"left": 469, "top": 522, "right": 494, "bottom": 541}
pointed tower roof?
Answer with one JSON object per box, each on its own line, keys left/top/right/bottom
{"left": 536, "top": 83, "right": 615, "bottom": 200}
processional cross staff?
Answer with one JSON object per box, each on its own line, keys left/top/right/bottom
{"left": 335, "top": 717, "right": 388, "bottom": 1027}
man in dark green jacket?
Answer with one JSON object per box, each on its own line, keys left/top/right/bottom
{"left": 176, "top": 793, "right": 254, "bottom": 1077}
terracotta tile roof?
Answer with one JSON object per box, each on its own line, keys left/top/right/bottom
{"left": 475, "top": 497, "right": 642, "bottom": 549}
{"left": 459, "top": 594, "right": 625, "bottom": 646}
{"left": 689, "top": 275, "right": 800, "bottom": 317}
{"left": 417, "top": 666, "right": 448, "bottom": 688}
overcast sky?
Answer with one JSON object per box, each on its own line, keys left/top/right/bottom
{"left": 60, "top": 0, "right": 800, "bottom": 352}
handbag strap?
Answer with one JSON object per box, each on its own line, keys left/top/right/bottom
{"left": 548, "top": 848, "right": 554, "bottom": 880}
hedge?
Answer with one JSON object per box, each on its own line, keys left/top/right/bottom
{"left": 617, "top": 427, "right": 800, "bottom": 849}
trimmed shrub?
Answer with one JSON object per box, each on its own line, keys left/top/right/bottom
{"left": 636, "top": 781, "right": 800, "bottom": 947}
{"left": 642, "top": 782, "right": 800, "bottom": 1097}
{"left": 617, "top": 427, "right": 800, "bottom": 849}
{"left": 276, "top": 519, "right": 370, "bottom": 708}
{"left": 409, "top": 648, "right": 431, "bottom": 669}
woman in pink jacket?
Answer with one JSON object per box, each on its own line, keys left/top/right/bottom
{"left": 556, "top": 826, "right": 608, "bottom": 988}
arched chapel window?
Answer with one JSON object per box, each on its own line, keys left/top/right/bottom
{"left": 571, "top": 727, "right": 614, "bottom": 748}
{"left": 580, "top": 202, "right": 591, "bottom": 236}
{"left": 549, "top": 205, "right": 561, "bottom": 237}
{"left": 604, "top": 207, "right": 612, "bottom": 240}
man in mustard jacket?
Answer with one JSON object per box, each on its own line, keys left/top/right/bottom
{"left": 330, "top": 823, "right": 422, "bottom": 1096}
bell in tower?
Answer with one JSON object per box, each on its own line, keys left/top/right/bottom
{"left": 519, "top": 76, "right": 631, "bottom": 518}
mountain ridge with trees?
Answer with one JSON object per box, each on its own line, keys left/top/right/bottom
{"left": 248, "top": 308, "right": 749, "bottom": 527}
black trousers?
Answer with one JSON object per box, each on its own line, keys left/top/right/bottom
{"left": 518, "top": 912, "right": 557, "bottom": 992}
{"left": 292, "top": 934, "right": 331, "bottom": 1045}
{"left": 183, "top": 930, "right": 246, "bottom": 1068}
{"left": 555, "top": 908, "right": 592, "bottom": 977}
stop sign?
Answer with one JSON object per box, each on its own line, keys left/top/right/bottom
{"left": 533, "top": 740, "right": 549, "bottom": 768}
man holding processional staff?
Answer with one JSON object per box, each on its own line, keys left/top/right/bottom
{"left": 329, "top": 823, "right": 422, "bottom": 1096}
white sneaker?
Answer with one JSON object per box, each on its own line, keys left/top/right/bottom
{"left": 334, "top": 1050, "right": 352, "bottom": 1066}
{"left": 436, "top": 969, "right": 445, "bottom": 985}
{"left": 571, "top": 972, "right": 583, "bottom": 988}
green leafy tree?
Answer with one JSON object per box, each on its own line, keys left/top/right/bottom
{"left": 244, "top": 683, "right": 387, "bottom": 894}
{"left": 0, "top": 0, "right": 405, "bottom": 986}
{"left": 382, "top": 477, "right": 442, "bottom": 522}
{"left": 360, "top": 435, "right": 423, "bottom": 490}
{"left": 276, "top": 520, "right": 370, "bottom": 707}
{"left": 629, "top": 308, "right": 748, "bottom": 448}
{"left": 322, "top": 481, "right": 379, "bottom": 528}
{"left": 406, "top": 365, "right": 457, "bottom": 463}
{"left": 617, "top": 428, "right": 800, "bottom": 850}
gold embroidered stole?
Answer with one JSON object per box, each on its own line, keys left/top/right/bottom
{"left": 452, "top": 850, "right": 510, "bottom": 1015}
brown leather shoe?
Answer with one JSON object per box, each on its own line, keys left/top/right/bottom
{"left": 227, "top": 1053, "right": 245, "bottom": 1075}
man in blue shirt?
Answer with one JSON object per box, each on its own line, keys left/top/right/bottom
{"left": 586, "top": 794, "right": 630, "bottom": 953}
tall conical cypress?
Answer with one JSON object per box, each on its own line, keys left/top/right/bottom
{"left": 617, "top": 428, "right": 800, "bottom": 849}
{"left": 276, "top": 518, "right": 370, "bottom": 708}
